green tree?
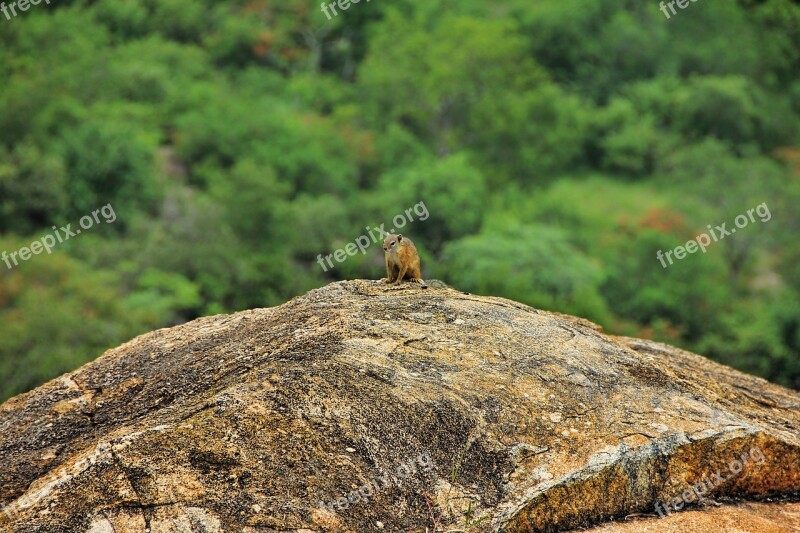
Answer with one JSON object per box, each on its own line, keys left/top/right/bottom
{"left": 442, "top": 225, "right": 611, "bottom": 324}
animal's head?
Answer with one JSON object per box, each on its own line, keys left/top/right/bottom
{"left": 383, "top": 234, "right": 402, "bottom": 252}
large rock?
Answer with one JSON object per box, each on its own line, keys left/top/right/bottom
{"left": 0, "top": 280, "right": 798, "bottom": 532}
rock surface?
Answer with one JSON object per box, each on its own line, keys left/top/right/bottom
{"left": 0, "top": 280, "right": 798, "bottom": 532}
{"left": 585, "top": 501, "right": 800, "bottom": 532}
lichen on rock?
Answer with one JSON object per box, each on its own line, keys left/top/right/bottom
{"left": 1, "top": 280, "right": 798, "bottom": 532}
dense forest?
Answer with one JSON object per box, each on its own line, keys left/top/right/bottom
{"left": 0, "top": 0, "right": 799, "bottom": 401}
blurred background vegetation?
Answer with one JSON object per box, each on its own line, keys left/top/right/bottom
{"left": 1, "top": 0, "right": 799, "bottom": 401}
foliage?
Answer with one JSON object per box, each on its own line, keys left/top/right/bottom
{"left": 442, "top": 225, "right": 611, "bottom": 324}
{"left": 0, "top": 0, "right": 799, "bottom": 400}
{"left": 0, "top": 239, "right": 170, "bottom": 399}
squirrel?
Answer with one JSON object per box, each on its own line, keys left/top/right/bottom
{"left": 382, "top": 234, "right": 427, "bottom": 287}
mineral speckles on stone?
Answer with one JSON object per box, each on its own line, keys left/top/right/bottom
{"left": 0, "top": 280, "right": 798, "bottom": 532}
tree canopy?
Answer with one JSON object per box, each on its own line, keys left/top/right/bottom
{"left": 1, "top": 0, "right": 799, "bottom": 400}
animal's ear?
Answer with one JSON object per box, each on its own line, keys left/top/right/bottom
{"left": 397, "top": 234, "right": 403, "bottom": 241}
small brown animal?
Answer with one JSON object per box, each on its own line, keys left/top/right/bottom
{"left": 382, "top": 234, "right": 426, "bottom": 286}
